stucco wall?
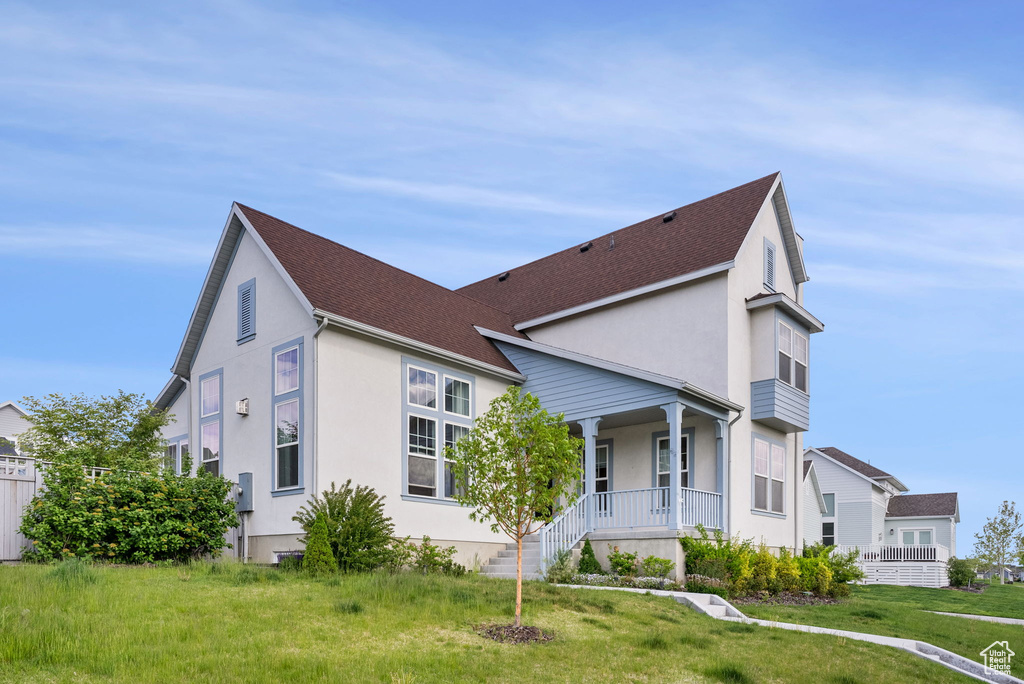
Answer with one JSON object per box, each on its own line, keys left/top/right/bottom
{"left": 596, "top": 416, "right": 717, "bottom": 493}
{"left": 315, "top": 327, "right": 509, "bottom": 552}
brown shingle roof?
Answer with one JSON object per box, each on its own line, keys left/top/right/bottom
{"left": 237, "top": 205, "right": 524, "bottom": 373}
{"left": 803, "top": 460, "right": 813, "bottom": 480}
{"left": 457, "top": 173, "right": 780, "bottom": 324}
{"left": 817, "top": 447, "right": 893, "bottom": 479}
{"left": 886, "top": 493, "right": 958, "bottom": 518}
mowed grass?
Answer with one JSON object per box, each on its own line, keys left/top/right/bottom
{"left": 742, "top": 582, "right": 1024, "bottom": 678}
{"left": 0, "top": 562, "right": 967, "bottom": 684}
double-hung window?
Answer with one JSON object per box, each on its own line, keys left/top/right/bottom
{"left": 821, "top": 493, "right": 836, "bottom": 545}
{"left": 778, "top": 321, "right": 809, "bottom": 392}
{"left": 273, "top": 340, "right": 303, "bottom": 493}
{"left": 656, "top": 433, "right": 690, "bottom": 489}
{"left": 404, "top": 361, "right": 473, "bottom": 501}
{"left": 753, "top": 436, "right": 786, "bottom": 514}
{"left": 199, "top": 370, "right": 222, "bottom": 476}
{"left": 163, "top": 436, "right": 189, "bottom": 474}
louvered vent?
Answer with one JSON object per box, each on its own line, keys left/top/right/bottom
{"left": 237, "top": 279, "right": 256, "bottom": 343}
{"left": 764, "top": 240, "right": 776, "bottom": 292}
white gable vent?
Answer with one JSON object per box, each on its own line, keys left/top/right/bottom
{"left": 764, "top": 239, "right": 776, "bottom": 292}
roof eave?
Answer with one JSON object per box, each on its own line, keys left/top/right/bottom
{"left": 0, "top": 400, "right": 28, "bottom": 416}
{"left": 746, "top": 293, "right": 824, "bottom": 333}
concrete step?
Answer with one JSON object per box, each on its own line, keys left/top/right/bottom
{"left": 486, "top": 556, "right": 542, "bottom": 568}
{"left": 705, "top": 604, "right": 728, "bottom": 618}
{"left": 494, "top": 549, "right": 542, "bottom": 559}
{"left": 480, "top": 569, "right": 543, "bottom": 581}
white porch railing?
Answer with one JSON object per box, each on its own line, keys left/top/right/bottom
{"left": 539, "top": 487, "right": 722, "bottom": 565}
{"left": 837, "top": 543, "right": 950, "bottom": 563}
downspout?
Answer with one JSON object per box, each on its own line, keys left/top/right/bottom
{"left": 312, "top": 316, "right": 329, "bottom": 499}
{"left": 724, "top": 409, "right": 742, "bottom": 537}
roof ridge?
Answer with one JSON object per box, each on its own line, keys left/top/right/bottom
{"left": 235, "top": 203, "right": 518, "bottom": 321}
{"left": 457, "top": 172, "right": 780, "bottom": 292}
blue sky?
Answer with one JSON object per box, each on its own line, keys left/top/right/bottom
{"left": 2, "top": 1, "right": 1021, "bottom": 547}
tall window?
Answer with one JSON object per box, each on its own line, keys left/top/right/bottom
{"left": 657, "top": 434, "right": 689, "bottom": 489}
{"left": 753, "top": 436, "right": 785, "bottom": 514}
{"left": 821, "top": 491, "right": 836, "bottom": 545}
{"left": 404, "top": 359, "right": 473, "bottom": 500}
{"left": 778, "top": 321, "right": 809, "bottom": 392}
{"left": 595, "top": 444, "right": 610, "bottom": 494}
{"left": 199, "top": 370, "right": 222, "bottom": 476}
{"left": 163, "top": 437, "right": 188, "bottom": 474}
{"left": 273, "top": 339, "right": 303, "bottom": 493}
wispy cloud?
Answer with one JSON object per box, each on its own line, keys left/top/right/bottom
{"left": 324, "top": 173, "right": 644, "bottom": 221}
{"left": 0, "top": 226, "right": 212, "bottom": 265}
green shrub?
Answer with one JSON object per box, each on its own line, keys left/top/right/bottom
{"left": 544, "top": 548, "right": 577, "bottom": 584}
{"left": 20, "top": 462, "right": 237, "bottom": 563}
{"left": 775, "top": 548, "right": 802, "bottom": 593}
{"left": 684, "top": 580, "right": 729, "bottom": 599}
{"left": 947, "top": 557, "right": 975, "bottom": 587}
{"left": 293, "top": 480, "right": 395, "bottom": 573}
{"left": 302, "top": 515, "right": 337, "bottom": 576}
{"left": 746, "top": 545, "right": 777, "bottom": 593}
{"left": 797, "top": 555, "right": 833, "bottom": 595}
{"left": 607, "top": 546, "right": 638, "bottom": 576}
{"left": 802, "top": 541, "right": 835, "bottom": 559}
{"left": 639, "top": 555, "right": 675, "bottom": 579}
{"left": 680, "top": 524, "right": 754, "bottom": 595}
{"left": 278, "top": 554, "right": 303, "bottom": 572}
{"left": 412, "top": 536, "right": 465, "bottom": 576}
{"left": 578, "top": 538, "right": 602, "bottom": 574}
{"left": 826, "top": 546, "right": 864, "bottom": 585}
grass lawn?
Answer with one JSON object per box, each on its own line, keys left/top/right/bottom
{"left": 742, "top": 582, "right": 1024, "bottom": 679}
{"left": 0, "top": 563, "right": 968, "bottom": 684}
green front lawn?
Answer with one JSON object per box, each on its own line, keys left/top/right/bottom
{"left": 0, "top": 562, "right": 966, "bottom": 684}
{"left": 741, "top": 583, "right": 1024, "bottom": 679}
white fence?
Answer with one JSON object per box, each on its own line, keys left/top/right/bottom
{"left": 836, "top": 543, "right": 950, "bottom": 563}
{"left": 1, "top": 456, "right": 41, "bottom": 561}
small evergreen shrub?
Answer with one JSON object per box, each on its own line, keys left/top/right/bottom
{"left": 302, "top": 514, "right": 338, "bottom": 576}
{"left": 639, "top": 555, "right": 675, "bottom": 579}
{"left": 607, "top": 546, "right": 639, "bottom": 576}
{"left": 947, "top": 557, "right": 975, "bottom": 587}
{"left": 578, "top": 539, "right": 602, "bottom": 574}
{"left": 293, "top": 480, "right": 395, "bottom": 572}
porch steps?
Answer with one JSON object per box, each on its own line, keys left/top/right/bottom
{"left": 479, "top": 536, "right": 553, "bottom": 581}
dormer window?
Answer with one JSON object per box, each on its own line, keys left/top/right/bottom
{"left": 778, "top": 321, "right": 808, "bottom": 392}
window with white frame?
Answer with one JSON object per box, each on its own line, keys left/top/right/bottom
{"left": 901, "top": 528, "right": 933, "bottom": 546}
{"left": 273, "top": 340, "right": 303, "bottom": 493}
{"left": 657, "top": 434, "right": 689, "bottom": 489}
{"left": 199, "top": 370, "right": 222, "bottom": 476}
{"left": 444, "top": 376, "right": 470, "bottom": 417}
{"left": 163, "top": 437, "right": 189, "bottom": 474}
{"left": 404, "top": 360, "right": 473, "bottom": 500}
{"left": 753, "top": 436, "right": 785, "bottom": 514}
{"left": 276, "top": 399, "right": 300, "bottom": 490}
{"left": 821, "top": 493, "right": 836, "bottom": 545}
{"left": 778, "top": 321, "right": 808, "bottom": 392}
{"left": 444, "top": 423, "right": 470, "bottom": 498}
{"left": 200, "top": 375, "right": 220, "bottom": 417}
{"left": 201, "top": 422, "right": 220, "bottom": 476}
{"left": 595, "top": 444, "right": 610, "bottom": 494}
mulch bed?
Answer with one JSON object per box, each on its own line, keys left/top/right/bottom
{"left": 731, "top": 592, "right": 841, "bottom": 606}
{"left": 476, "top": 624, "right": 554, "bottom": 644}
{"left": 941, "top": 584, "right": 987, "bottom": 593}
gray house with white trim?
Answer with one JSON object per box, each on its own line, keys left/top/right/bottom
{"left": 151, "top": 173, "right": 825, "bottom": 574}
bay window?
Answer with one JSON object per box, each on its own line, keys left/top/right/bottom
{"left": 778, "top": 321, "right": 809, "bottom": 393}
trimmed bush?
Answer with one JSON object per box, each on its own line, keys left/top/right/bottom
{"left": 20, "top": 462, "right": 236, "bottom": 563}
{"left": 578, "top": 538, "right": 602, "bottom": 574}
{"left": 947, "top": 557, "right": 975, "bottom": 587}
{"left": 302, "top": 515, "right": 337, "bottom": 576}
{"left": 745, "top": 545, "right": 777, "bottom": 593}
{"left": 293, "top": 480, "right": 395, "bottom": 573}
{"left": 775, "top": 548, "right": 802, "bottom": 593}
{"left": 639, "top": 555, "right": 675, "bottom": 579}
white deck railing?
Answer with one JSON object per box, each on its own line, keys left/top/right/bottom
{"left": 837, "top": 543, "right": 950, "bottom": 563}
{"left": 539, "top": 487, "right": 722, "bottom": 564}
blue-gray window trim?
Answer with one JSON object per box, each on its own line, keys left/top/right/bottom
{"left": 401, "top": 356, "right": 474, "bottom": 504}
{"left": 764, "top": 237, "right": 776, "bottom": 292}
{"left": 164, "top": 433, "right": 188, "bottom": 475}
{"left": 271, "top": 337, "right": 305, "bottom": 496}
{"left": 198, "top": 367, "right": 223, "bottom": 477}
{"left": 650, "top": 427, "right": 696, "bottom": 489}
{"left": 750, "top": 431, "right": 787, "bottom": 518}
{"left": 237, "top": 277, "right": 256, "bottom": 345}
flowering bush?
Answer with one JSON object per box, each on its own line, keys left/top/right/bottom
{"left": 19, "top": 462, "right": 237, "bottom": 563}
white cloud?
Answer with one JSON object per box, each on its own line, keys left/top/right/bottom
{"left": 0, "top": 226, "right": 212, "bottom": 265}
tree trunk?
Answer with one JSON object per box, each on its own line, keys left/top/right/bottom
{"left": 515, "top": 535, "right": 523, "bottom": 628}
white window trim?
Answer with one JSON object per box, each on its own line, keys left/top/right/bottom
{"left": 274, "top": 345, "right": 301, "bottom": 396}
{"left": 407, "top": 412, "right": 439, "bottom": 497}
{"left": 777, "top": 320, "right": 809, "bottom": 393}
{"left": 200, "top": 376, "right": 220, "bottom": 418}
{"left": 407, "top": 365, "right": 439, "bottom": 410}
{"left": 752, "top": 436, "right": 786, "bottom": 515}
{"left": 594, "top": 444, "right": 610, "bottom": 493}
{"left": 443, "top": 422, "right": 470, "bottom": 499}
{"left": 274, "top": 398, "right": 301, "bottom": 490}
{"left": 201, "top": 423, "right": 220, "bottom": 468}
{"left": 898, "top": 527, "right": 936, "bottom": 546}
{"left": 442, "top": 374, "right": 472, "bottom": 418}
{"left": 656, "top": 434, "right": 690, "bottom": 489}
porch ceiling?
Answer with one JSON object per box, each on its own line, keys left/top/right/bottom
{"left": 567, "top": 405, "right": 706, "bottom": 432}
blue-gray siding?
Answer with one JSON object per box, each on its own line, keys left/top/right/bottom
{"left": 494, "top": 343, "right": 677, "bottom": 420}
{"left": 751, "top": 378, "right": 809, "bottom": 432}
{"left": 836, "top": 501, "right": 874, "bottom": 546}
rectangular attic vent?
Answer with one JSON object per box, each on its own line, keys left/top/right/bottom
{"left": 579, "top": 242, "right": 593, "bottom": 253}
{"left": 662, "top": 210, "right": 676, "bottom": 222}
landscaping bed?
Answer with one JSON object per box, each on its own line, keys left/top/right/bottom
{"left": 731, "top": 591, "right": 842, "bottom": 607}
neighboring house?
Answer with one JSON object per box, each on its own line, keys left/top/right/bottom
{"left": 153, "top": 172, "right": 824, "bottom": 574}
{"left": 802, "top": 461, "right": 826, "bottom": 547}
{"left": 804, "top": 446, "right": 959, "bottom": 587}
{"left": 0, "top": 401, "right": 30, "bottom": 455}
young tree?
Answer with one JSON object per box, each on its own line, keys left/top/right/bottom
{"left": 18, "top": 392, "right": 170, "bottom": 470}
{"left": 973, "top": 500, "right": 1024, "bottom": 585}
{"left": 448, "top": 386, "right": 583, "bottom": 628}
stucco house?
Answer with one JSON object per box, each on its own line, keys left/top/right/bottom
{"left": 154, "top": 172, "right": 824, "bottom": 575}
{"left": 804, "top": 446, "right": 959, "bottom": 587}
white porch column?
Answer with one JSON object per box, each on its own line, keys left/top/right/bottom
{"left": 661, "top": 401, "right": 685, "bottom": 530}
{"left": 715, "top": 418, "right": 730, "bottom": 535}
{"left": 581, "top": 416, "right": 602, "bottom": 529}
